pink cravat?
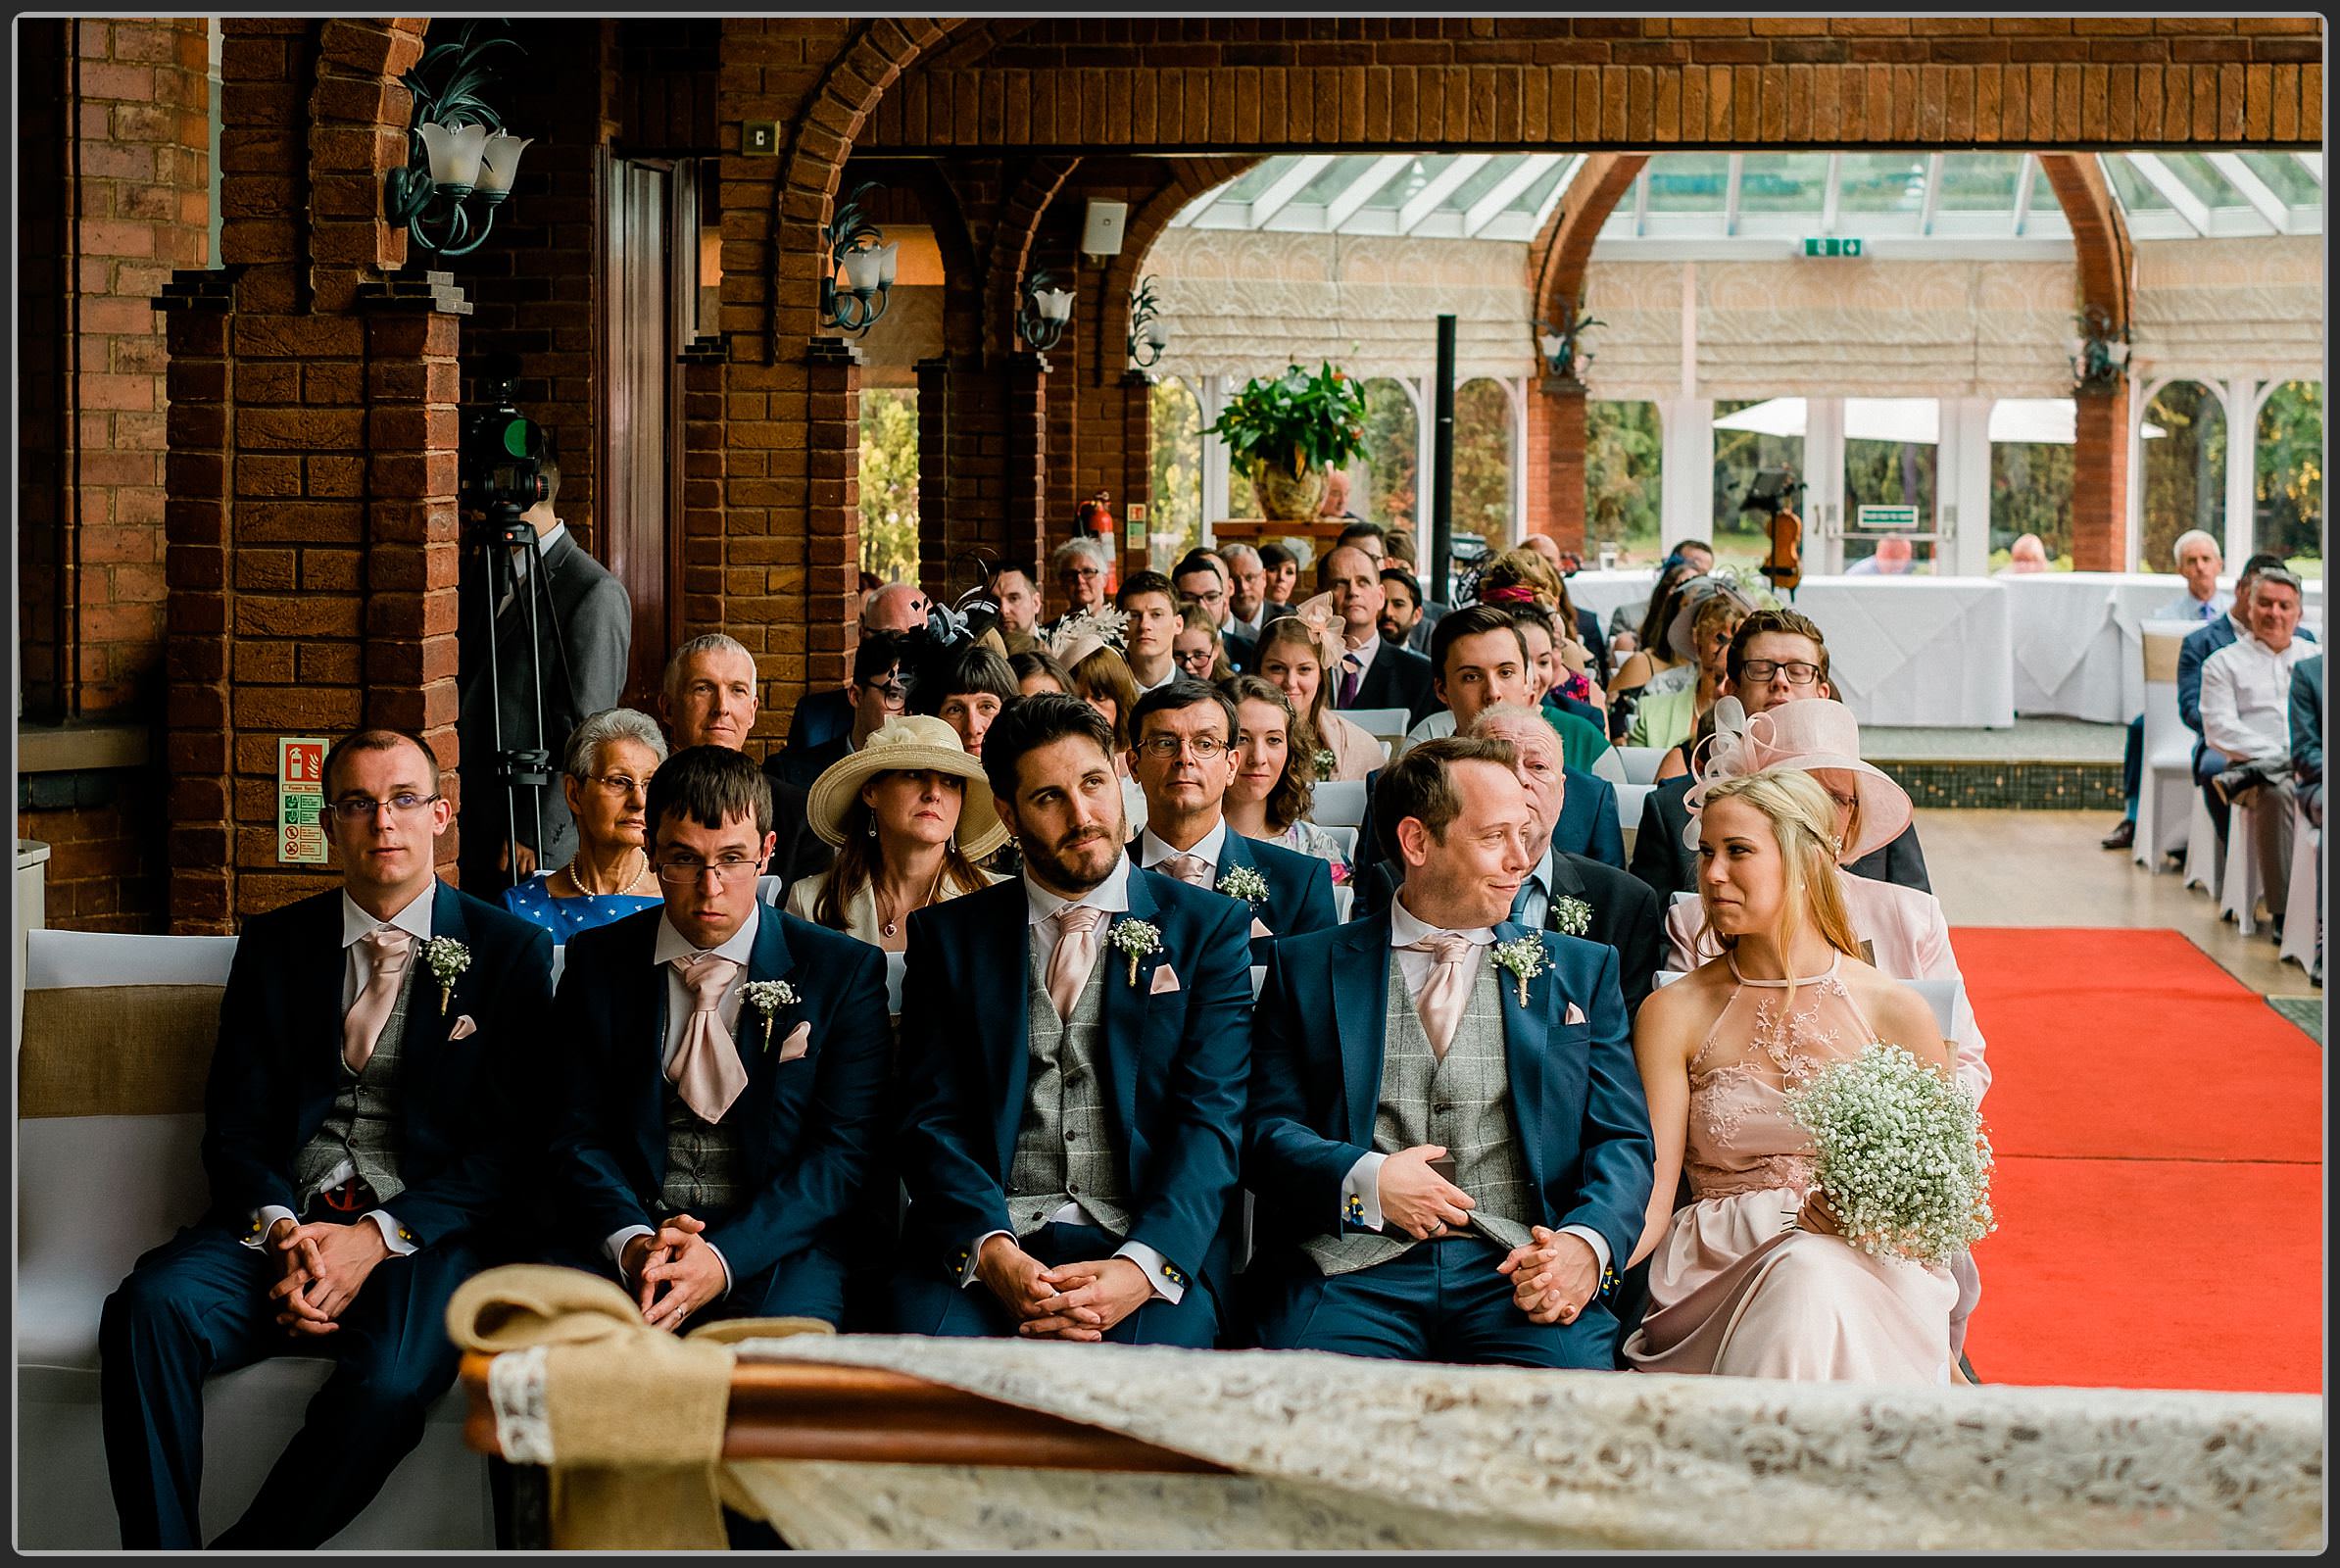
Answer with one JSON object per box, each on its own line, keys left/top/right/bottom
{"left": 342, "top": 928, "right": 414, "bottom": 1073}
{"left": 667, "top": 953, "right": 748, "bottom": 1123}
{"left": 1160, "top": 853, "right": 1212, "bottom": 888}
{"left": 1046, "top": 906, "right": 1108, "bottom": 1020}
{"left": 1402, "top": 931, "right": 1476, "bottom": 1060}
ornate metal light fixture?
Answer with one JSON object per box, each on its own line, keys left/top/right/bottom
{"left": 1018, "top": 268, "right": 1074, "bottom": 356}
{"left": 384, "top": 22, "right": 530, "bottom": 259}
{"left": 1535, "top": 297, "right": 1604, "bottom": 380}
{"left": 2070, "top": 305, "right": 2131, "bottom": 393}
{"left": 1126, "top": 274, "right": 1169, "bottom": 370}
{"left": 818, "top": 180, "right": 897, "bottom": 337}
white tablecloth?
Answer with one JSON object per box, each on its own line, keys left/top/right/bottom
{"left": 2004, "top": 572, "right": 2326, "bottom": 724}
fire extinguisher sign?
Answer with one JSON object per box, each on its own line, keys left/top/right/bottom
{"left": 277, "top": 736, "right": 329, "bottom": 864}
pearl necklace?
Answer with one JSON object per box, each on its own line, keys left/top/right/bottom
{"left": 562, "top": 849, "right": 649, "bottom": 899}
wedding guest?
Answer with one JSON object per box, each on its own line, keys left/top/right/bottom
{"left": 1174, "top": 550, "right": 1254, "bottom": 671}
{"left": 100, "top": 729, "right": 555, "bottom": 1548}
{"left": 1323, "top": 545, "right": 1438, "bottom": 724}
{"left": 1476, "top": 549, "right": 1602, "bottom": 705}
{"left": 1379, "top": 563, "right": 1435, "bottom": 654}
{"left": 989, "top": 564, "right": 1044, "bottom": 657}
{"left": 1257, "top": 606, "right": 1383, "bottom": 783}
{"left": 1010, "top": 649, "right": 1075, "bottom": 698}
{"left": 1844, "top": 533, "right": 1918, "bottom": 575}
{"left": 1048, "top": 536, "right": 1111, "bottom": 626}
{"left": 1608, "top": 570, "right": 1704, "bottom": 733}
{"left": 1126, "top": 679, "right": 1337, "bottom": 964}
{"left": 659, "top": 632, "right": 761, "bottom": 753}
{"left": 2200, "top": 566, "right": 2315, "bottom": 921}
{"left": 908, "top": 640, "right": 1017, "bottom": 761}
{"left": 1221, "top": 674, "right": 1354, "bottom": 882}
{"left": 1496, "top": 599, "right": 1613, "bottom": 770}
{"left": 889, "top": 695, "right": 1254, "bottom": 1347}
{"left": 502, "top": 708, "right": 667, "bottom": 940}
{"left": 1243, "top": 736, "right": 1653, "bottom": 1366}
{"left": 1115, "top": 569, "right": 1184, "bottom": 695}
{"left": 1638, "top": 587, "right": 1750, "bottom": 764}
{"left": 1219, "top": 541, "right": 1271, "bottom": 645}
{"left": 1257, "top": 542, "right": 1301, "bottom": 620}
{"left": 1605, "top": 556, "right": 1702, "bottom": 654}
{"left": 1624, "top": 766, "right": 1958, "bottom": 1384}
{"left": 1174, "top": 602, "right": 1237, "bottom": 684}
{"left": 1050, "top": 618, "right": 1150, "bottom": 837}
{"left": 544, "top": 744, "right": 892, "bottom": 1333}
{"left": 2181, "top": 554, "right": 2316, "bottom": 847}
{"left": 2102, "top": 529, "right": 2230, "bottom": 851}
{"left": 1632, "top": 609, "right": 1930, "bottom": 902}
{"left": 769, "top": 629, "right": 913, "bottom": 790}
{"left": 785, "top": 715, "right": 1008, "bottom": 954}
{"left": 2292, "top": 654, "right": 2324, "bottom": 829}
{"left": 784, "top": 584, "right": 931, "bottom": 753}
{"left": 1399, "top": 604, "right": 1538, "bottom": 747}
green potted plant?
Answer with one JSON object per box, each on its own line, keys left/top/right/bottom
{"left": 1202, "top": 362, "right": 1369, "bottom": 521}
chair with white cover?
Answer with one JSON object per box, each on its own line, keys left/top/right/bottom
{"left": 1614, "top": 745, "right": 1667, "bottom": 785}
{"left": 17, "top": 930, "right": 494, "bottom": 1549}
{"left": 1615, "top": 781, "right": 1655, "bottom": 836}
{"left": 2183, "top": 791, "right": 2224, "bottom": 899}
{"left": 2134, "top": 626, "right": 2199, "bottom": 872}
{"left": 1342, "top": 707, "right": 1411, "bottom": 743}
{"left": 1589, "top": 745, "right": 1629, "bottom": 790}
{"left": 2219, "top": 792, "right": 2269, "bottom": 936}
{"left": 1311, "top": 779, "right": 1368, "bottom": 828}
{"left": 1332, "top": 885, "right": 1354, "bottom": 922}
{"left": 2278, "top": 801, "right": 2320, "bottom": 976}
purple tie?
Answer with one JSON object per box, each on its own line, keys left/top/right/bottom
{"left": 1339, "top": 653, "right": 1362, "bottom": 709}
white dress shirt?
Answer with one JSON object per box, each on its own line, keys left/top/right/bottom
{"left": 2201, "top": 634, "right": 2316, "bottom": 763}
{"left": 602, "top": 904, "right": 762, "bottom": 1297}
{"left": 247, "top": 887, "right": 437, "bottom": 1258}
{"left": 961, "top": 856, "right": 1186, "bottom": 1305}
{"left": 1512, "top": 846, "right": 1558, "bottom": 935}
{"left": 1338, "top": 896, "right": 1614, "bottom": 1280}
{"left": 1139, "top": 817, "right": 1229, "bottom": 886}
{"left": 1131, "top": 660, "right": 1180, "bottom": 696}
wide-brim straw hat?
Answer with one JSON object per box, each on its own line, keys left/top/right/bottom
{"left": 804, "top": 714, "right": 1010, "bottom": 858}
{"left": 1682, "top": 696, "right": 1913, "bottom": 863}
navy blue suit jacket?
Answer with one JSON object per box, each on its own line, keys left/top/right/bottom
{"left": 199, "top": 880, "right": 556, "bottom": 1249}
{"left": 892, "top": 867, "right": 1254, "bottom": 1297}
{"left": 546, "top": 904, "right": 892, "bottom": 1283}
{"left": 1357, "top": 762, "right": 1625, "bottom": 882}
{"left": 1140, "top": 827, "right": 1339, "bottom": 964}
{"left": 1243, "top": 913, "right": 1655, "bottom": 1272}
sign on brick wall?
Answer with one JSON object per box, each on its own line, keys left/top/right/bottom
{"left": 277, "top": 737, "right": 328, "bottom": 865}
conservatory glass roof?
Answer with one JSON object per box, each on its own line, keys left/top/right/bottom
{"left": 1170, "top": 150, "right": 2325, "bottom": 248}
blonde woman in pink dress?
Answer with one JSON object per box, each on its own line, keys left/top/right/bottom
{"left": 1623, "top": 767, "right": 1960, "bottom": 1384}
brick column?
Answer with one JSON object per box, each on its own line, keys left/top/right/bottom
{"left": 1003, "top": 351, "right": 1051, "bottom": 610}
{"left": 1534, "top": 373, "right": 1587, "bottom": 554}
{"left": 2071, "top": 380, "right": 2131, "bottom": 573}
{"left": 1118, "top": 369, "right": 1155, "bottom": 578}
{"left": 800, "top": 336, "right": 863, "bottom": 735}
{"left": 356, "top": 273, "right": 470, "bottom": 886}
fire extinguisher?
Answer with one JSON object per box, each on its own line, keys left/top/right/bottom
{"left": 1074, "top": 490, "right": 1118, "bottom": 600}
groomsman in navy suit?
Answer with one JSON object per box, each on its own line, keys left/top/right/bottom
{"left": 99, "top": 729, "right": 555, "bottom": 1548}
{"left": 546, "top": 744, "right": 892, "bottom": 1330}
{"left": 1126, "top": 678, "right": 1337, "bottom": 964}
{"left": 891, "top": 694, "right": 1254, "bottom": 1347}
{"left": 1244, "top": 735, "right": 1654, "bottom": 1367}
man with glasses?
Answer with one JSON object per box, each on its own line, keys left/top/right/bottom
{"left": 769, "top": 630, "right": 914, "bottom": 792}
{"left": 1629, "top": 609, "right": 1931, "bottom": 901}
{"left": 1174, "top": 549, "right": 1255, "bottom": 672}
{"left": 1220, "top": 542, "right": 1271, "bottom": 645}
{"left": 101, "top": 730, "right": 555, "bottom": 1548}
{"left": 1126, "top": 679, "right": 1336, "bottom": 966}
{"left": 543, "top": 741, "right": 891, "bottom": 1349}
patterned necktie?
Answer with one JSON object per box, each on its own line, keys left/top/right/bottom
{"left": 667, "top": 953, "right": 748, "bottom": 1123}
{"left": 1339, "top": 652, "right": 1363, "bottom": 709}
{"left": 1161, "top": 853, "right": 1213, "bottom": 889}
{"left": 1402, "top": 931, "right": 1477, "bottom": 1060}
{"left": 1046, "top": 906, "right": 1108, "bottom": 1021}
{"left": 342, "top": 928, "right": 414, "bottom": 1073}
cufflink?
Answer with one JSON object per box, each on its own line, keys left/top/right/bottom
{"left": 249, "top": 1216, "right": 264, "bottom": 1236}
{"left": 398, "top": 1227, "right": 415, "bottom": 1244}
{"left": 1598, "top": 1265, "right": 1618, "bottom": 1297}
{"left": 1342, "top": 1194, "right": 1365, "bottom": 1223}
{"left": 1163, "top": 1264, "right": 1185, "bottom": 1287}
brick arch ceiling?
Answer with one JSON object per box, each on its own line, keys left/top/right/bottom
{"left": 982, "top": 156, "right": 1085, "bottom": 365}
{"left": 1529, "top": 150, "right": 2135, "bottom": 354}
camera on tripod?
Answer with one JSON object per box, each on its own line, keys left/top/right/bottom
{"left": 462, "top": 354, "right": 549, "bottom": 543}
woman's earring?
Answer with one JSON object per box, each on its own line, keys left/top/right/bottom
{"left": 866, "top": 816, "right": 878, "bottom": 840}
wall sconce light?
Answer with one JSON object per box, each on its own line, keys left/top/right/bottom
{"left": 818, "top": 180, "right": 896, "bottom": 337}
{"left": 1535, "top": 296, "right": 1603, "bottom": 380}
{"left": 1127, "top": 274, "right": 1168, "bottom": 370}
{"left": 2070, "top": 305, "right": 2131, "bottom": 393}
{"left": 1018, "top": 268, "right": 1074, "bottom": 356}
{"left": 384, "top": 22, "right": 529, "bottom": 259}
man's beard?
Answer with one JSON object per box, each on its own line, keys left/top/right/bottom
{"left": 1020, "top": 809, "right": 1128, "bottom": 894}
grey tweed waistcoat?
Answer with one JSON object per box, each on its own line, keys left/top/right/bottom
{"left": 294, "top": 959, "right": 414, "bottom": 1205}
{"left": 1304, "top": 954, "right": 1536, "bottom": 1276}
{"left": 1003, "top": 940, "right": 1130, "bottom": 1241}
{"left": 658, "top": 992, "right": 748, "bottom": 1218}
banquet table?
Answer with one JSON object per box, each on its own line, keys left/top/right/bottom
{"left": 2002, "top": 571, "right": 2326, "bottom": 724}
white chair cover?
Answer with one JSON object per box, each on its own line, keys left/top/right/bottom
{"left": 1614, "top": 746, "right": 1667, "bottom": 785}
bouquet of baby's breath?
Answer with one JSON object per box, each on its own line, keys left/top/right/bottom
{"left": 1782, "top": 1042, "right": 1996, "bottom": 1268}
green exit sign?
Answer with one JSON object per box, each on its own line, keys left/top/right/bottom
{"left": 1803, "top": 237, "right": 1864, "bottom": 258}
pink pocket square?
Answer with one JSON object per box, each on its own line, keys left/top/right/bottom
{"left": 1249, "top": 916, "right": 1273, "bottom": 938}
{"left": 447, "top": 1015, "right": 477, "bottom": 1041}
{"left": 1563, "top": 1003, "right": 1586, "bottom": 1026}
{"left": 1148, "top": 964, "right": 1182, "bottom": 996}
{"left": 774, "top": 1020, "right": 811, "bottom": 1062}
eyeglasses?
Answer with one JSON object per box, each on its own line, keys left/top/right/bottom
{"left": 1738, "top": 660, "right": 1824, "bottom": 686}
{"left": 1063, "top": 565, "right": 1101, "bottom": 579}
{"left": 1173, "top": 649, "right": 1216, "bottom": 671}
{"left": 857, "top": 675, "right": 913, "bottom": 704}
{"left": 586, "top": 772, "right": 651, "bottom": 798}
{"left": 655, "top": 855, "right": 763, "bottom": 885}
{"left": 328, "top": 793, "right": 441, "bottom": 821}
{"left": 1138, "top": 734, "right": 1229, "bottom": 760}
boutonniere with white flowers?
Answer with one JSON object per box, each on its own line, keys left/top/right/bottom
{"left": 1312, "top": 748, "right": 1339, "bottom": 779}
{"left": 742, "top": 980, "right": 799, "bottom": 1052}
{"left": 1216, "top": 866, "right": 1270, "bottom": 906}
{"left": 1551, "top": 895, "right": 1593, "bottom": 938}
{"left": 421, "top": 937, "right": 470, "bottom": 1015}
{"left": 1109, "top": 919, "right": 1162, "bottom": 986}
{"left": 1491, "top": 935, "right": 1548, "bottom": 1006}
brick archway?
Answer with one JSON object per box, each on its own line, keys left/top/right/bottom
{"left": 1095, "top": 155, "right": 1264, "bottom": 387}
{"left": 983, "top": 156, "right": 1085, "bottom": 366}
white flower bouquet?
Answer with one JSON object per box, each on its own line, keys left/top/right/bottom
{"left": 1781, "top": 1041, "right": 1996, "bottom": 1268}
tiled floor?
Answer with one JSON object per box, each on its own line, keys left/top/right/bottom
{"left": 1918, "top": 808, "right": 2322, "bottom": 1000}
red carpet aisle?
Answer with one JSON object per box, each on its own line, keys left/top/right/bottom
{"left": 1950, "top": 928, "right": 2323, "bottom": 1394}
